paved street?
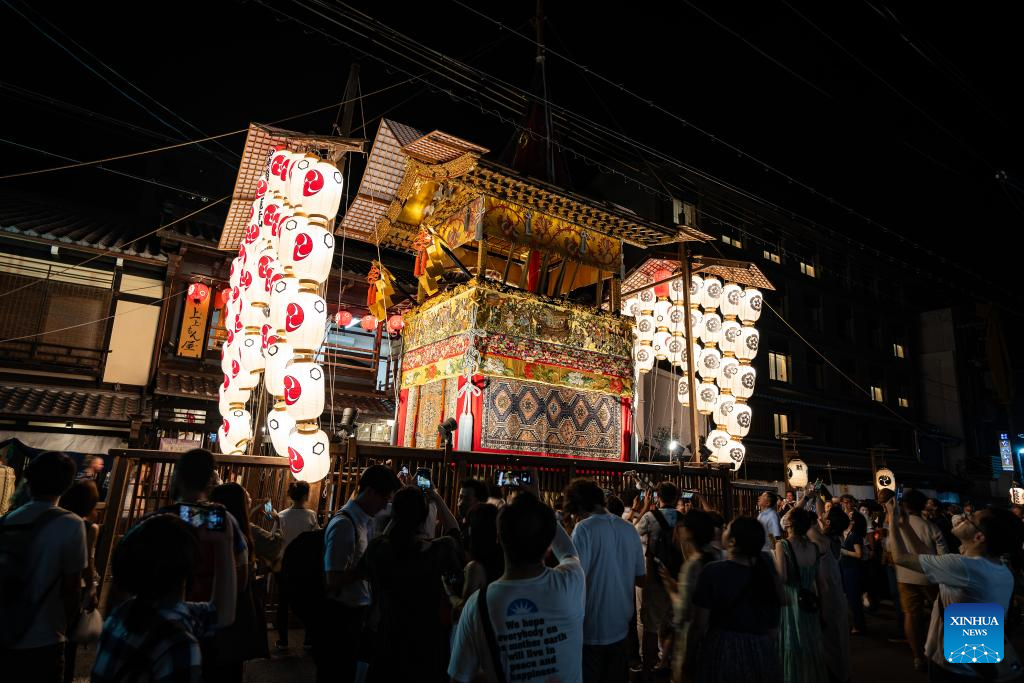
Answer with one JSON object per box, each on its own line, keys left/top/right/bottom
{"left": 69, "top": 603, "right": 1023, "bottom": 682}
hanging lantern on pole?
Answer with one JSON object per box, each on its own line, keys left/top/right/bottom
{"left": 699, "top": 277, "right": 723, "bottom": 310}
{"left": 875, "top": 468, "right": 896, "bottom": 492}
{"left": 284, "top": 287, "right": 327, "bottom": 352}
{"left": 217, "top": 408, "right": 252, "bottom": 455}
{"left": 677, "top": 375, "right": 690, "bottom": 406}
{"left": 264, "top": 340, "right": 294, "bottom": 397}
{"left": 266, "top": 405, "right": 295, "bottom": 458}
{"left": 335, "top": 309, "right": 353, "bottom": 327}
{"left": 287, "top": 424, "right": 331, "bottom": 482}
{"left": 303, "top": 159, "right": 345, "bottom": 223}
{"left": 187, "top": 283, "right": 210, "bottom": 305}
{"left": 360, "top": 315, "right": 378, "bottom": 331}
{"left": 1010, "top": 486, "right": 1024, "bottom": 505}
{"left": 740, "top": 288, "right": 764, "bottom": 323}
{"left": 634, "top": 344, "right": 655, "bottom": 374}
{"left": 386, "top": 314, "right": 405, "bottom": 334}
{"left": 787, "top": 459, "right": 809, "bottom": 489}
{"left": 283, "top": 356, "right": 325, "bottom": 422}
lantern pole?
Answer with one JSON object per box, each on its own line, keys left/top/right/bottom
{"left": 680, "top": 242, "right": 701, "bottom": 462}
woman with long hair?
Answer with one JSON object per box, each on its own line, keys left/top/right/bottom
{"left": 685, "top": 516, "right": 783, "bottom": 683}
{"left": 209, "top": 482, "right": 268, "bottom": 682}
{"left": 776, "top": 507, "right": 828, "bottom": 683}
{"left": 807, "top": 503, "right": 852, "bottom": 683}
{"left": 362, "top": 485, "right": 463, "bottom": 682}
{"left": 449, "top": 503, "right": 502, "bottom": 620}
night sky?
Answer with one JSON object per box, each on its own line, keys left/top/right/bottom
{"left": 3, "top": 1, "right": 1023, "bottom": 295}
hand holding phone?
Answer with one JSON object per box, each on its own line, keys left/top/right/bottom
{"left": 415, "top": 467, "right": 432, "bottom": 490}
{"left": 263, "top": 500, "right": 274, "bottom": 520}
{"left": 179, "top": 503, "right": 226, "bottom": 531}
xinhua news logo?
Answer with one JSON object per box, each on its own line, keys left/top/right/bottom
{"left": 944, "top": 603, "right": 1004, "bottom": 664}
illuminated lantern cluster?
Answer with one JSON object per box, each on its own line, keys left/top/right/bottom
{"left": 216, "top": 145, "right": 341, "bottom": 482}
{"left": 622, "top": 268, "right": 763, "bottom": 471}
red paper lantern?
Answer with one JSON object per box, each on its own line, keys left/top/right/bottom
{"left": 335, "top": 309, "right": 353, "bottom": 327}
{"left": 187, "top": 283, "right": 210, "bottom": 304}
{"left": 217, "top": 287, "right": 231, "bottom": 309}
{"left": 360, "top": 315, "right": 377, "bottom": 331}
{"left": 386, "top": 314, "right": 404, "bottom": 334}
{"left": 652, "top": 268, "right": 673, "bottom": 298}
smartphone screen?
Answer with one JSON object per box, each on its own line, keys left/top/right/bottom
{"left": 179, "top": 503, "right": 225, "bottom": 531}
{"left": 813, "top": 478, "right": 823, "bottom": 491}
{"left": 263, "top": 500, "right": 273, "bottom": 518}
{"left": 680, "top": 491, "right": 695, "bottom": 500}
{"left": 896, "top": 484, "right": 904, "bottom": 502}
{"left": 415, "top": 467, "right": 432, "bottom": 490}
{"left": 517, "top": 471, "right": 533, "bottom": 486}
{"left": 400, "top": 466, "right": 410, "bottom": 476}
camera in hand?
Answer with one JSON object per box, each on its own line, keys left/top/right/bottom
{"left": 415, "top": 467, "right": 432, "bottom": 490}
{"left": 178, "top": 503, "right": 226, "bottom": 531}
{"left": 496, "top": 470, "right": 533, "bottom": 487}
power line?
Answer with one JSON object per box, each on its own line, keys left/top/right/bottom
{"left": 0, "top": 79, "right": 414, "bottom": 181}
{"left": 0, "top": 137, "right": 211, "bottom": 198}
{"left": 0, "top": 196, "right": 229, "bottom": 301}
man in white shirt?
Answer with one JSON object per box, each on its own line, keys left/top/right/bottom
{"left": 449, "top": 484, "right": 585, "bottom": 683}
{"left": 318, "top": 465, "right": 401, "bottom": 683}
{"left": 889, "top": 488, "right": 948, "bottom": 672}
{"left": 757, "top": 490, "right": 782, "bottom": 552}
{"left": 634, "top": 481, "right": 681, "bottom": 675}
{"left": 566, "top": 478, "right": 646, "bottom": 683}
{"left": 0, "top": 451, "right": 86, "bottom": 683}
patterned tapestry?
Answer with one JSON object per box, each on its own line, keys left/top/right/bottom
{"left": 479, "top": 377, "right": 625, "bottom": 460}
{"left": 413, "top": 379, "right": 448, "bottom": 449}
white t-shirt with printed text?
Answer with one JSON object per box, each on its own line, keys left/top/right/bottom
{"left": 449, "top": 525, "right": 584, "bottom": 683}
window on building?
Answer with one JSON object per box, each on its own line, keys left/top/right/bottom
{"left": 870, "top": 385, "right": 884, "bottom": 402}
{"left": 773, "top": 413, "right": 790, "bottom": 438}
{"left": 800, "top": 261, "right": 817, "bottom": 278}
{"left": 722, "top": 234, "right": 743, "bottom": 248}
{"left": 763, "top": 249, "right": 781, "bottom": 264}
{"left": 893, "top": 343, "right": 905, "bottom": 359}
{"left": 898, "top": 396, "right": 910, "bottom": 408}
{"left": 768, "top": 352, "right": 790, "bottom": 383}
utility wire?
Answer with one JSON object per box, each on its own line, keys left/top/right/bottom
{"left": 0, "top": 79, "right": 413, "bottom": 181}
{"left": 0, "top": 196, "right": 229, "bottom": 301}
{"left": 0, "top": 137, "right": 210, "bottom": 198}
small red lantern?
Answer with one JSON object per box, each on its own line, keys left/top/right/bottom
{"left": 360, "top": 315, "right": 377, "bottom": 331}
{"left": 217, "top": 287, "right": 231, "bottom": 309}
{"left": 335, "top": 309, "right": 353, "bottom": 327}
{"left": 187, "top": 282, "right": 210, "bottom": 304}
{"left": 652, "top": 268, "right": 673, "bottom": 298}
{"left": 386, "top": 314, "right": 404, "bottom": 334}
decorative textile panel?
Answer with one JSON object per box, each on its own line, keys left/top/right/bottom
{"left": 477, "top": 377, "right": 628, "bottom": 460}
{"left": 413, "top": 379, "right": 448, "bottom": 448}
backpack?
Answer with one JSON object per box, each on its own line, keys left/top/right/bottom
{"left": 0, "top": 507, "right": 72, "bottom": 648}
{"left": 648, "top": 509, "right": 684, "bottom": 583}
{"left": 281, "top": 510, "right": 354, "bottom": 626}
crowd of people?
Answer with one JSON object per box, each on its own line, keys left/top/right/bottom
{"left": 4, "top": 448, "right": 1024, "bottom": 683}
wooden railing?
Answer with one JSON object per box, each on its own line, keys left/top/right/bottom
{"left": 0, "top": 340, "right": 109, "bottom": 374}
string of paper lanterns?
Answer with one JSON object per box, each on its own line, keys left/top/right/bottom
{"left": 216, "top": 145, "right": 342, "bottom": 483}
{"left": 623, "top": 269, "right": 763, "bottom": 471}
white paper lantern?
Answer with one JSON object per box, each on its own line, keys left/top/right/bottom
{"left": 285, "top": 289, "right": 327, "bottom": 351}
{"left": 221, "top": 370, "right": 251, "bottom": 404}
{"left": 706, "top": 429, "right": 731, "bottom": 455}
{"left": 720, "top": 283, "right": 743, "bottom": 318}
{"left": 787, "top": 459, "right": 809, "bottom": 489}
{"left": 733, "top": 364, "right": 757, "bottom": 399}
{"left": 217, "top": 408, "right": 251, "bottom": 455}
{"left": 718, "top": 357, "right": 740, "bottom": 392}
{"left": 247, "top": 246, "right": 279, "bottom": 307}
{"left": 268, "top": 147, "right": 293, "bottom": 196}
{"left": 621, "top": 297, "right": 639, "bottom": 317}
{"left": 666, "top": 335, "right": 687, "bottom": 367}
{"left": 653, "top": 299, "right": 672, "bottom": 329}
{"left": 740, "top": 288, "right": 764, "bottom": 323}
{"left": 262, "top": 195, "right": 285, "bottom": 237}
{"left": 634, "top": 344, "right": 655, "bottom": 374}
{"left": 713, "top": 394, "right": 736, "bottom": 427}
{"left": 239, "top": 332, "right": 265, "bottom": 372}
{"left": 218, "top": 388, "right": 234, "bottom": 419}
{"left": 690, "top": 275, "right": 704, "bottom": 304}
{"left": 652, "top": 331, "right": 672, "bottom": 360}
{"left": 264, "top": 340, "right": 293, "bottom": 397}
{"left": 266, "top": 407, "right": 295, "bottom": 458}
{"left": 244, "top": 199, "right": 267, "bottom": 256}
{"left": 875, "top": 468, "right": 896, "bottom": 492}
{"left": 281, "top": 219, "right": 334, "bottom": 284}
{"left": 696, "top": 346, "right": 722, "bottom": 381}
{"left": 229, "top": 256, "right": 244, "bottom": 290}
{"left": 736, "top": 326, "right": 760, "bottom": 362}
{"left": 700, "top": 277, "right": 723, "bottom": 310}
{"left": 286, "top": 154, "right": 320, "bottom": 210}
{"left": 720, "top": 320, "right": 742, "bottom": 356}
{"left": 301, "top": 159, "right": 345, "bottom": 222}
{"left": 1010, "top": 487, "right": 1024, "bottom": 505}
{"left": 240, "top": 299, "right": 268, "bottom": 330}
{"left": 669, "top": 277, "right": 688, "bottom": 303}
{"left": 288, "top": 426, "right": 331, "bottom": 483}
{"left": 677, "top": 375, "right": 690, "bottom": 405}
{"left": 283, "top": 358, "right": 325, "bottom": 421}
{"left": 696, "top": 381, "right": 719, "bottom": 414}
{"left": 235, "top": 366, "right": 260, "bottom": 391}
{"left": 667, "top": 304, "right": 688, "bottom": 333}
{"left": 727, "top": 402, "right": 752, "bottom": 438}
{"left": 635, "top": 315, "right": 656, "bottom": 344}
{"left": 700, "top": 312, "right": 723, "bottom": 345}
{"left": 270, "top": 276, "right": 298, "bottom": 335}
{"left": 720, "top": 439, "right": 746, "bottom": 471}
{"left": 689, "top": 309, "right": 704, "bottom": 338}
{"left": 636, "top": 288, "right": 657, "bottom": 312}
{"left": 221, "top": 340, "right": 240, "bottom": 376}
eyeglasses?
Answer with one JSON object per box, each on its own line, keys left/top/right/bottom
{"left": 959, "top": 512, "right": 983, "bottom": 538}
